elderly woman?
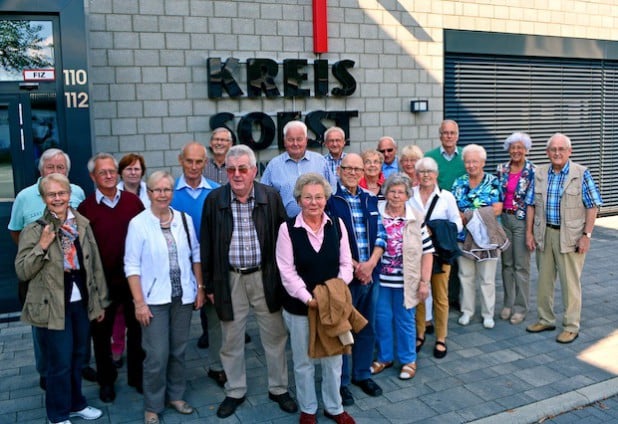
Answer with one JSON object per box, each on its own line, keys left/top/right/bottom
{"left": 452, "top": 144, "right": 503, "bottom": 329}
{"left": 399, "top": 145, "right": 424, "bottom": 187}
{"left": 15, "top": 173, "right": 108, "bottom": 424}
{"left": 118, "top": 152, "right": 150, "bottom": 208}
{"left": 276, "top": 173, "right": 355, "bottom": 424}
{"left": 409, "top": 157, "right": 463, "bottom": 358}
{"left": 496, "top": 132, "right": 535, "bottom": 325}
{"left": 371, "top": 174, "right": 433, "bottom": 380}
{"left": 358, "top": 149, "right": 385, "bottom": 198}
{"left": 124, "top": 171, "right": 205, "bottom": 424}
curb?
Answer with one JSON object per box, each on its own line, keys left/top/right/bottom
{"left": 468, "top": 377, "right": 618, "bottom": 424}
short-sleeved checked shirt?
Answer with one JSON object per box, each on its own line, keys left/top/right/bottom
{"left": 228, "top": 188, "right": 261, "bottom": 268}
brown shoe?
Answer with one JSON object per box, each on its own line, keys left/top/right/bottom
{"left": 556, "top": 331, "right": 579, "bottom": 344}
{"left": 526, "top": 322, "right": 556, "bottom": 333}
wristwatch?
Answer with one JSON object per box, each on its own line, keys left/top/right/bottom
{"left": 582, "top": 231, "right": 592, "bottom": 239}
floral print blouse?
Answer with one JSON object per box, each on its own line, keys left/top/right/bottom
{"left": 496, "top": 160, "right": 535, "bottom": 220}
{"left": 451, "top": 173, "right": 502, "bottom": 242}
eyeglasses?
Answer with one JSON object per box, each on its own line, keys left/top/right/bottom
{"left": 96, "top": 169, "right": 117, "bottom": 177}
{"left": 148, "top": 188, "right": 173, "bottom": 195}
{"left": 45, "top": 190, "right": 70, "bottom": 199}
{"left": 212, "top": 137, "right": 231, "bottom": 142}
{"left": 440, "top": 131, "right": 458, "bottom": 136}
{"left": 44, "top": 164, "right": 67, "bottom": 172}
{"left": 548, "top": 147, "right": 569, "bottom": 153}
{"left": 378, "top": 148, "right": 394, "bottom": 154}
{"left": 123, "top": 167, "right": 142, "bottom": 173}
{"left": 301, "top": 195, "right": 326, "bottom": 203}
{"left": 417, "top": 170, "right": 435, "bottom": 175}
{"left": 285, "top": 137, "right": 306, "bottom": 143}
{"left": 339, "top": 165, "right": 364, "bottom": 174}
{"left": 226, "top": 166, "right": 252, "bottom": 175}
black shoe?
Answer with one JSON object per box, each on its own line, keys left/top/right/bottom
{"left": 112, "top": 357, "right": 123, "bottom": 369}
{"left": 39, "top": 376, "right": 46, "bottom": 391}
{"left": 245, "top": 333, "right": 251, "bottom": 344}
{"left": 425, "top": 323, "right": 434, "bottom": 335}
{"left": 99, "top": 385, "right": 116, "bottom": 403}
{"left": 128, "top": 381, "right": 143, "bottom": 394}
{"left": 207, "top": 369, "right": 227, "bottom": 387}
{"left": 268, "top": 392, "right": 298, "bottom": 413}
{"left": 216, "top": 396, "right": 245, "bottom": 418}
{"left": 339, "top": 385, "right": 354, "bottom": 406}
{"left": 352, "top": 378, "right": 383, "bottom": 397}
{"left": 433, "top": 341, "right": 448, "bottom": 359}
{"left": 197, "top": 334, "right": 209, "bottom": 349}
{"left": 81, "top": 366, "right": 97, "bottom": 382}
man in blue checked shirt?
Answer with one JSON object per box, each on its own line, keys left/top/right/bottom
{"left": 260, "top": 120, "right": 336, "bottom": 217}
{"left": 524, "top": 133, "right": 602, "bottom": 344}
{"left": 326, "top": 153, "right": 387, "bottom": 406}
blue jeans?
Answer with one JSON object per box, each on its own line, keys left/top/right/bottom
{"left": 341, "top": 281, "right": 379, "bottom": 386}
{"left": 41, "top": 301, "right": 90, "bottom": 423}
{"left": 375, "top": 286, "right": 416, "bottom": 364}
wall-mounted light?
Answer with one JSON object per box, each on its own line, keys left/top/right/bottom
{"left": 410, "top": 100, "right": 428, "bottom": 113}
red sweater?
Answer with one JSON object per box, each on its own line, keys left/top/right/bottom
{"left": 77, "top": 191, "right": 144, "bottom": 300}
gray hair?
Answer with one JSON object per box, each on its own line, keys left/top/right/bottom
{"left": 283, "top": 120, "right": 307, "bottom": 138}
{"left": 211, "top": 127, "right": 232, "bottom": 142}
{"left": 226, "top": 144, "right": 257, "bottom": 168}
{"left": 39, "top": 173, "right": 71, "bottom": 197}
{"left": 293, "top": 172, "right": 332, "bottom": 202}
{"left": 39, "top": 148, "right": 71, "bottom": 174}
{"left": 504, "top": 132, "right": 532, "bottom": 151}
{"left": 87, "top": 152, "right": 118, "bottom": 173}
{"left": 462, "top": 144, "right": 487, "bottom": 161}
{"left": 378, "top": 136, "right": 397, "bottom": 149}
{"left": 439, "top": 119, "right": 459, "bottom": 135}
{"left": 324, "top": 126, "right": 345, "bottom": 141}
{"left": 383, "top": 172, "right": 413, "bottom": 198}
{"left": 147, "top": 170, "right": 175, "bottom": 190}
{"left": 546, "top": 133, "right": 572, "bottom": 149}
{"left": 415, "top": 157, "right": 439, "bottom": 174}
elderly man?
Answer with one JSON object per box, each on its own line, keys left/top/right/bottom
{"left": 425, "top": 120, "right": 466, "bottom": 191}
{"left": 261, "top": 120, "right": 336, "bottom": 217}
{"left": 377, "top": 136, "right": 399, "bottom": 178}
{"left": 8, "top": 148, "right": 88, "bottom": 390}
{"left": 201, "top": 145, "right": 298, "bottom": 418}
{"left": 205, "top": 127, "right": 233, "bottom": 185}
{"left": 77, "top": 153, "right": 145, "bottom": 402}
{"left": 169, "top": 142, "right": 226, "bottom": 385}
{"left": 525, "top": 133, "right": 602, "bottom": 344}
{"left": 324, "top": 126, "right": 347, "bottom": 180}
{"left": 326, "top": 153, "right": 386, "bottom": 406}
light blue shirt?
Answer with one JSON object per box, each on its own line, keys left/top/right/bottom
{"left": 260, "top": 150, "right": 336, "bottom": 217}
{"left": 95, "top": 187, "right": 122, "bottom": 208}
{"left": 382, "top": 161, "right": 399, "bottom": 179}
{"left": 8, "top": 178, "right": 85, "bottom": 231}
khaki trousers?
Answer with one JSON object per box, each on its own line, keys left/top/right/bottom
{"left": 416, "top": 263, "right": 451, "bottom": 339}
{"left": 535, "top": 227, "right": 585, "bottom": 332}
{"left": 458, "top": 252, "right": 498, "bottom": 320}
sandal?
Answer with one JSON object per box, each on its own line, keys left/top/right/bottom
{"left": 425, "top": 322, "right": 434, "bottom": 335}
{"left": 433, "top": 341, "right": 448, "bottom": 359}
{"left": 416, "top": 335, "right": 425, "bottom": 353}
{"left": 370, "top": 360, "right": 393, "bottom": 375}
{"left": 168, "top": 400, "right": 194, "bottom": 415}
{"left": 399, "top": 362, "right": 417, "bottom": 380}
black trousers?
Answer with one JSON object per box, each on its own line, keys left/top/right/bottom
{"left": 91, "top": 297, "right": 144, "bottom": 387}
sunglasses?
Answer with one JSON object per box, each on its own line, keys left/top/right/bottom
{"left": 378, "top": 148, "right": 394, "bottom": 153}
{"left": 226, "top": 166, "right": 252, "bottom": 175}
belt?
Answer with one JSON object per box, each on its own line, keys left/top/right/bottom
{"left": 229, "top": 265, "right": 261, "bottom": 275}
{"left": 503, "top": 209, "right": 516, "bottom": 215}
{"left": 546, "top": 223, "right": 560, "bottom": 230}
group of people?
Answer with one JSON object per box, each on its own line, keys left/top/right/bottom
{"left": 9, "top": 117, "right": 602, "bottom": 424}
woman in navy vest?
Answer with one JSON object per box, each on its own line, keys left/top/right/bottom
{"left": 276, "top": 173, "right": 355, "bottom": 424}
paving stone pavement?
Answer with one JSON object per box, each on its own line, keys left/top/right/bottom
{"left": 1, "top": 217, "right": 617, "bottom": 423}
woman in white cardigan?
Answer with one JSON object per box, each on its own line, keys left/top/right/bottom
{"left": 124, "top": 170, "right": 204, "bottom": 424}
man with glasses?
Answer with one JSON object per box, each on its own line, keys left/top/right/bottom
{"left": 205, "top": 127, "right": 234, "bottom": 185}
{"left": 261, "top": 120, "right": 336, "bottom": 217}
{"left": 377, "top": 136, "right": 399, "bottom": 178}
{"left": 323, "top": 126, "right": 347, "bottom": 181}
{"left": 525, "top": 133, "right": 602, "bottom": 344}
{"left": 8, "top": 148, "right": 87, "bottom": 391}
{"left": 201, "top": 145, "right": 298, "bottom": 418}
{"left": 170, "top": 141, "right": 227, "bottom": 385}
{"left": 78, "top": 153, "right": 145, "bottom": 402}
{"left": 326, "top": 153, "right": 387, "bottom": 406}
{"left": 425, "top": 120, "right": 466, "bottom": 191}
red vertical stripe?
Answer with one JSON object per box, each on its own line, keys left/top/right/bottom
{"left": 313, "top": 0, "right": 328, "bottom": 53}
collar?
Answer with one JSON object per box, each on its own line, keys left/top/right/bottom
{"left": 550, "top": 160, "right": 570, "bottom": 175}
{"left": 95, "top": 187, "right": 120, "bottom": 204}
{"left": 283, "top": 151, "right": 309, "bottom": 163}
{"left": 293, "top": 211, "right": 333, "bottom": 229}
{"left": 231, "top": 186, "right": 255, "bottom": 203}
{"left": 440, "top": 145, "right": 459, "bottom": 156}
{"left": 176, "top": 174, "right": 215, "bottom": 190}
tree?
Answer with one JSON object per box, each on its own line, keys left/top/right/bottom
{"left": 0, "top": 21, "right": 53, "bottom": 73}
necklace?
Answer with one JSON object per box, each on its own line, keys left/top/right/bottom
{"left": 159, "top": 208, "right": 173, "bottom": 227}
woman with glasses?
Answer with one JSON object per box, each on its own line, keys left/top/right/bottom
{"left": 496, "top": 132, "right": 535, "bottom": 325}
{"left": 124, "top": 171, "right": 205, "bottom": 424}
{"left": 408, "top": 158, "right": 463, "bottom": 358}
{"left": 16, "top": 173, "right": 108, "bottom": 424}
{"left": 399, "top": 145, "right": 424, "bottom": 187}
{"left": 358, "top": 150, "right": 385, "bottom": 199}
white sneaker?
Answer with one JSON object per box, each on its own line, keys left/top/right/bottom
{"left": 49, "top": 420, "right": 72, "bottom": 424}
{"left": 70, "top": 406, "right": 102, "bottom": 420}
{"left": 483, "top": 318, "right": 495, "bottom": 329}
{"left": 458, "top": 314, "right": 471, "bottom": 326}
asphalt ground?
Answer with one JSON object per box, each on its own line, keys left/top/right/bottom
{"left": 0, "top": 217, "right": 616, "bottom": 423}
